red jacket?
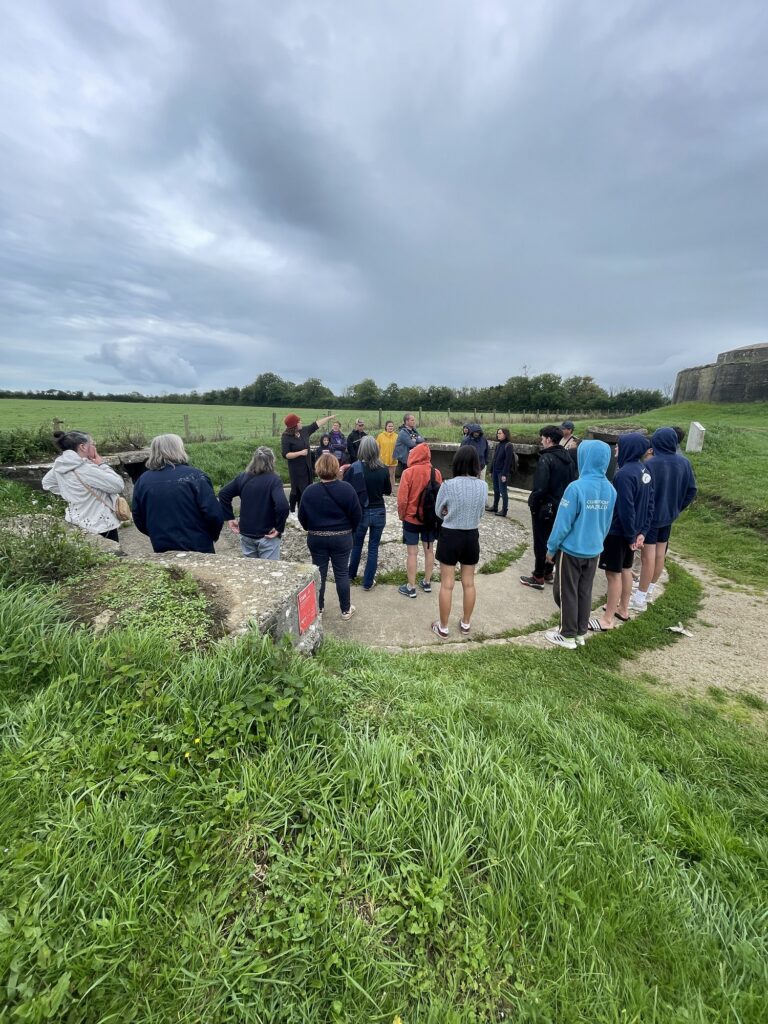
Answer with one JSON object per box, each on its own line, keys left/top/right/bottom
{"left": 397, "top": 443, "right": 442, "bottom": 524}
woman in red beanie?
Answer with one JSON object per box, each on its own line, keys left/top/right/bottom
{"left": 281, "top": 412, "right": 335, "bottom": 516}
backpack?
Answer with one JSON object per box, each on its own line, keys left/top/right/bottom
{"left": 416, "top": 467, "right": 441, "bottom": 531}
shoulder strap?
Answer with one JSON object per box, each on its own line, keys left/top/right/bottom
{"left": 73, "top": 469, "right": 116, "bottom": 513}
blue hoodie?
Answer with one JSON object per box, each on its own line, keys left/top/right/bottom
{"left": 609, "top": 433, "right": 655, "bottom": 540}
{"left": 647, "top": 428, "right": 697, "bottom": 527}
{"left": 459, "top": 423, "right": 490, "bottom": 468}
{"left": 546, "top": 440, "right": 616, "bottom": 558}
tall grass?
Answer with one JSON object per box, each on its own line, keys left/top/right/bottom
{"left": 1, "top": 564, "right": 767, "bottom": 1022}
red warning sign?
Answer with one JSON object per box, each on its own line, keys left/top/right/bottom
{"left": 297, "top": 580, "right": 317, "bottom": 634}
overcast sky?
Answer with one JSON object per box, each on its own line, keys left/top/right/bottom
{"left": 1, "top": 0, "right": 767, "bottom": 396}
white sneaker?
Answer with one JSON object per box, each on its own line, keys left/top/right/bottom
{"left": 575, "top": 634, "right": 587, "bottom": 647}
{"left": 545, "top": 630, "right": 577, "bottom": 650}
{"left": 629, "top": 593, "right": 648, "bottom": 612}
{"left": 341, "top": 605, "right": 356, "bottom": 621}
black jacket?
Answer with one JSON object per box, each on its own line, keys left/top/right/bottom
{"left": 492, "top": 441, "right": 516, "bottom": 478}
{"left": 346, "top": 429, "right": 367, "bottom": 462}
{"left": 281, "top": 423, "right": 318, "bottom": 488}
{"left": 218, "top": 471, "right": 289, "bottom": 538}
{"left": 528, "top": 445, "right": 576, "bottom": 513}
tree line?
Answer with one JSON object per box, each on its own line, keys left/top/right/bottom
{"left": 0, "top": 373, "right": 668, "bottom": 413}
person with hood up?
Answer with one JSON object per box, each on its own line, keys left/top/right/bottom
{"left": 460, "top": 423, "right": 490, "bottom": 473}
{"left": 520, "top": 426, "right": 577, "bottom": 589}
{"left": 631, "top": 427, "right": 697, "bottom": 611}
{"left": 589, "top": 433, "right": 654, "bottom": 632}
{"left": 396, "top": 442, "right": 443, "bottom": 598}
{"left": 42, "top": 430, "right": 126, "bottom": 544}
{"left": 543, "top": 440, "right": 616, "bottom": 649}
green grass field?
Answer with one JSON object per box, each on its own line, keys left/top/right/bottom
{"left": 1, "top": 399, "right": 768, "bottom": 1020}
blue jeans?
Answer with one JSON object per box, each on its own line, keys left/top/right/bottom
{"left": 240, "top": 534, "right": 281, "bottom": 560}
{"left": 307, "top": 533, "right": 353, "bottom": 613}
{"left": 348, "top": 506, "right": 386, "bottom": 588}
{"left": 492, "top": 470, "right": 508, "bottom": 514}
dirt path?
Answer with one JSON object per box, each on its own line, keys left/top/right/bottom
{"left": 622, "top": 558, "right": 768, "bottom": 703}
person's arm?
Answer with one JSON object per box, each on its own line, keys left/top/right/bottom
{"left": 217, "top": 476, "right": 240, "bottom": 521}
{"left": 78, "top": 461, "right": 125, "bottom": 495}
{"left": 346, "top": 486, "right": 363, "bottom": 531}
{"left": 271, "top": 476, "right": 290, "bottom": 535}
{"left": 297, "top": 489, "right": 311, "bottom": 530}
{"left": 194, "top": 473, "right": 225, "bottom": 540}
{"left": 502, "top": 443, "right": 514, "bottom": 480}
{"left": 131, "top": 482, "right": 147, "bottom": 536}
{"left": 546, "top": 487, "right": 578, "bottom": 558}
{"left": 382, "top": 469, "right": 392, "bottom": 497}
{"left": 681, "top": 467, "right": 697, "bottom": 512}
{"left": 613, "top": 473, "right": 635, "bottom": 540}
{"left": 640, "top": 483, "right": 655, "bottom": 540}
{"left": 528, "top": 458, "right": 550, "bottom": 509}
{"left": 41, "top": 467, "right": 61, "bottom": 495}
{"left": 397, "top": 471, "right": 412, "bottom": 520}
{"left": 315, "top": 414, "right": 334, "bottom": 428}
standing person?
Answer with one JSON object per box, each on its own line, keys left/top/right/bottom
{"left": 42, "top": 430, "right": 126, "bottom": 545}
{"left": 393, "top": 413, "right": 425, "bottom": 479}
{"left": 460, "top": 423, "right": 490, "bottom": 474}
{"left": 131, "top": 434, "right": 224, "bottom": 553}
{"left": 281, "top": 412, "right": 335, "bottom": 517}
{"left": 489, "top": 427, "right": 516, "bottom": 516}
{"left": 543, "top": 441, "right": 616, "bottom": 649}
{"left": 346, "top": 418, "right": 367, "bottom": 463}
{"left": 631, "top": 427, "right": 697, "bottom": 612}
{"left": 396, "top": 442, "right": 443, "bottom": 598}
{"left": 218, "top": 446, "right": 289, "bottom": 561}
{"left": 327, "top": 421, "right": 347, "bottom": 463}
{"left": 348, "top": 436, "right": 392, "bottom": 590}
{"left": 297, "top": 453, "right": 362, "bottom": 620}
{"left": 589, "top": 433, "right": 654, "bottom": 631}
{"left": 376, "top": 420, "right": 398, "bottom": 490}
{"left": 520, "top": 426, "right": 576, "bottom": 590}
{"left": 430, "top": 447, "right": 488, "bottom": 639}
{"left": 560, "top": 421, "right": 579, "bottom": 451}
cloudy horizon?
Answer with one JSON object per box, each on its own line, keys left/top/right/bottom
{"left": 2, "top": 0, "right": 767, "bottom": 396}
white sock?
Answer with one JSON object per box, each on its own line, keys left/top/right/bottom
{"left": 647, "top": 583, "right": 657, "bottom": 596}
{"left": 634, "top": 589, "right": 648, "bottom": 602}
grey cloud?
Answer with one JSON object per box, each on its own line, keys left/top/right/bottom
{"left": 1, "top": 0, "right": 767, "bottom": 395}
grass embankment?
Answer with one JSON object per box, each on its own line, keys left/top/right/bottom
{"left": 2, "top": 539, "right": 768, "bottom": 1022}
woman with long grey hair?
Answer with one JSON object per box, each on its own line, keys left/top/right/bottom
{"left": 347, "top": 434, "right": 392, "bottom": 590}
{"left": 131, "top": 434, "right": 224, "bottom": 552}
{"left": 218, "top": 446, "right": 289, "bottom": 560}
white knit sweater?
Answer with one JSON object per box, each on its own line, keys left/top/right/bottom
{"left": 434, "top": 476, "right": 488, "bottom": 530}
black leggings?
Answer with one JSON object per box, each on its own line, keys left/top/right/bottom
{"left": 99, "top": 529, "right": 120, "bottom": 543}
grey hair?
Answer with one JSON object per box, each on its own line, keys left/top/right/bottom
{"left": 245, "top": 446, "right": 276, "bottom": 476}
{"left": 358, "top": 435, "right": 385, "bottom": 469}
{"left": 146, "top": 433, "right": 189, "bottom": 470}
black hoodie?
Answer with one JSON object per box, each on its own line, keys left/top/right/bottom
{"left": 528, "top": 444, "right": 577, "bottom": 513}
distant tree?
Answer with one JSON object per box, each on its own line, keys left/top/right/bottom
{"left": 348, "top": 377, "right": 382, "bottom": 408}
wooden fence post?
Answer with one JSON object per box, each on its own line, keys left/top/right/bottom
{"left": 378, "top": 408, "right": 382, "bottom": 429}
{"left": 272, "top": 412, "right": 277, "bottom": 437}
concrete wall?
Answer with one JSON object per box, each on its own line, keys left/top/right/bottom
{"left": 673, "top": 345, "right": 768, "bottom": 404}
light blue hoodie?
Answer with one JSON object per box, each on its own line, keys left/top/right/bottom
{"left": 546, "top": 440, "right": 616, "bottom": 559}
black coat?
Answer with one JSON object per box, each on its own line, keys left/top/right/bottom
{"left": 281, "top": 422, "right": 318, "bottom": 488}
{"left": 528, "top": 445, "right": 576, "bottom": 513}
{"left": 132, "top": 464, "right": 224, "bottom": 553}
{"left": 346, "top": 429, "right": 367, "bottom": 462}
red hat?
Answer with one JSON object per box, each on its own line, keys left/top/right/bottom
{"left": 284, "top": 414, "right": 300, "bottom": 429}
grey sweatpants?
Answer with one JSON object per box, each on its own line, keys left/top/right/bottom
{"left": 552, "top": 551, "right": 599, "bottom": 638}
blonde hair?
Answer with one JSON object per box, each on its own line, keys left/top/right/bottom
{"left": 315, "top": 452, "right": 340, "bottom": 481}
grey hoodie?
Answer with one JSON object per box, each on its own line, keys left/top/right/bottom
{"left": 42, "top": 450, "right": 125, "bottom": 534}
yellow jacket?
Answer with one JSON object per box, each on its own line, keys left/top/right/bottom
{"left": 376, "top": 430, "right": 397, "bottom": 466}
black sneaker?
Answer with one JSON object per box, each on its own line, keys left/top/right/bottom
{"left": 543, "top": 574, "right": 554, "bottom": 585}
{"left": 520, "top": 575, "right": 545, "bottom": 591}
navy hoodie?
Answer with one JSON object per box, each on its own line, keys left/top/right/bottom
{"left": 647, "top": 428, "right": 697, "bottom": 527}
{"left": 608, "top": 433, "right": 654, "bottom": 540}
{"left": 460, "top": 424, "right": 490, "bottom": 469}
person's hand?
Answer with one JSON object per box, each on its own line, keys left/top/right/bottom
{"left": 228, "top": 520, "right": 240, "bottom": 534}
{"left": 88, "top": 442, "right": 103, "bottom": 465}
{"left": 501, "top": 476, "right": 506, "bottom": 483}
{"left": 265, "top": 528, "right": 278, "bottom": 538}
{"left": 630, "top": 534, "right": 645, "bottom": 551}
{"left": 546, "top": 552, "right": 555, "bottom": 563}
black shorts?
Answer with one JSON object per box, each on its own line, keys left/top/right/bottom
{"left": 645, "top": 523, "right": 672, "bottom": 545}
{"left": 599, "top": 533, "right": 633, "bottom": 573}
{"left": 436, "top": 527, "right": 480, "bottom": 567}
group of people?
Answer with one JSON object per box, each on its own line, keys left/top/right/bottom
{"left": 41, "top": 413, "right": 696, "bottom": 645}
{"left": 519, "top": 422, "right": 696, "bottom": 649}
